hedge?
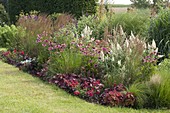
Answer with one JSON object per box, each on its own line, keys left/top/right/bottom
{"left": 6, "top": 0, "right": 97, "bottom": 23}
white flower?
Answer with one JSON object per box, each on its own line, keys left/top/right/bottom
{"left": 155, "top": 48, "right": 158, "bottom": 53}
{"left": 118, "top": 60, "right": 121, "bottom": 66}
{"left": 148, "top": 43, "right": 151, "bottom": 49}
{"left": 100, "top": 51, "right": 105, "bottom": 61}
{"left": 158, "top": 55, "right": 164, "bottom": 58}
{"left": 119, "top": 25, "right": 124, "bottom": 35}
{"left": 117, "top": 43, "right": 122, "bottom": 50}
{"left": 144, "top": 43, "right": 147, "bottom": 49}
{"left": 125, "top": 39, "right": 129, "bottom": 48}
{"left": 111, "top": 56, "right": 115, "bottom": 62}
{"left": 81, "top": 25, "right": 93, "bottom": 40}
{"left": 131, "top": 32, "right": 136, "bottom": 39}
{"left": 152, "top": 39, "right": 156, "bottom": 49}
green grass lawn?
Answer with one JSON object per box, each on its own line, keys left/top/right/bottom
{"left": 0, "top": 61, "right": 169, "bottom": 113}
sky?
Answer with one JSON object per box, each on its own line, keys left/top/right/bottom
{"left": 114, "top": 0, "right": 132, "bottom": 4}
{"left": 101, "top": 0, "right": 132, "bottom": 4}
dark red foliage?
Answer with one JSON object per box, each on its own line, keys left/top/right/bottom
{"left": 49, "top": 74, "right": 104, "bottom": 103}
{"left": 100, "top": 84, "right": 135, "bottom": 107}
{"left": 49, "top": 74, "right": 80, "bottom": 93}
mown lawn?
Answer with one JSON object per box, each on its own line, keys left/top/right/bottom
{"left": 0, "top": 61, "right": 169, "bottom": 113}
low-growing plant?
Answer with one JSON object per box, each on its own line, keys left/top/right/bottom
{"left": 100, "top": 83, "right": 135, "bottom": 107}
{"left": 49, "top": 73, "right": 104, "bottom": 103}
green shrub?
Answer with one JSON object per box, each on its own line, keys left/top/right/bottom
{"left": 149, "top": 9, "right": 170, "bottom": 58}
{"left": 0, "top": 25, "right": 25, "bottom": 48}
{"left": 147, "top": 71, "right": 170, "bottom": 109}
{"left": 0, "top": 4, "right": 9, "bottom": 26}
{"left": 8, "top": 0, "right": 97, "bottom": 23}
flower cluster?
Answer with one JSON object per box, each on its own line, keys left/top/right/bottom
{"left": 76, "top": 38, "right": 110, "bottom": 57}
{"left": 36, "top": 32, "right": 67, "bottom": 52}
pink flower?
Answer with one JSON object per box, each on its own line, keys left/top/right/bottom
{"left": 74, "top": 90, "right": 80, "bottom": 95}
{"left": 3, "top": 51, "right": 10, "bottom": 56}
{"left": 42, "top": 43, "right": 47, "bottom": 47}
{"left": 44, "top": 40, "right": 48, "bottom": 43}
{"left": 48, "top": 47, "right": 53, "bottom": 51}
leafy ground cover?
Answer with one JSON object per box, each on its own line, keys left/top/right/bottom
{"left": 0, "top": 61, "right": 169, "bottom": 113}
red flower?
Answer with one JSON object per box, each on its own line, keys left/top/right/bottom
{"left": 20, "top": 51, "right": 24, "bottom": 55}
{"left": 13, "top": 49, "right": 17, "bottom": 53}
{"left": 74, "top": 90, "right": 80, "bottom": 95}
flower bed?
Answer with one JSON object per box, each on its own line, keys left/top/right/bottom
{"left": 0, "top": 49, "right": 136, "bottom": 107}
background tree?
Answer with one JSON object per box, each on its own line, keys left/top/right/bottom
{"left": 0, "top": 3, "right": 9, "bottom": 26}
{"left": 130, "top": 0, "right": 151, "bottom": 8}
